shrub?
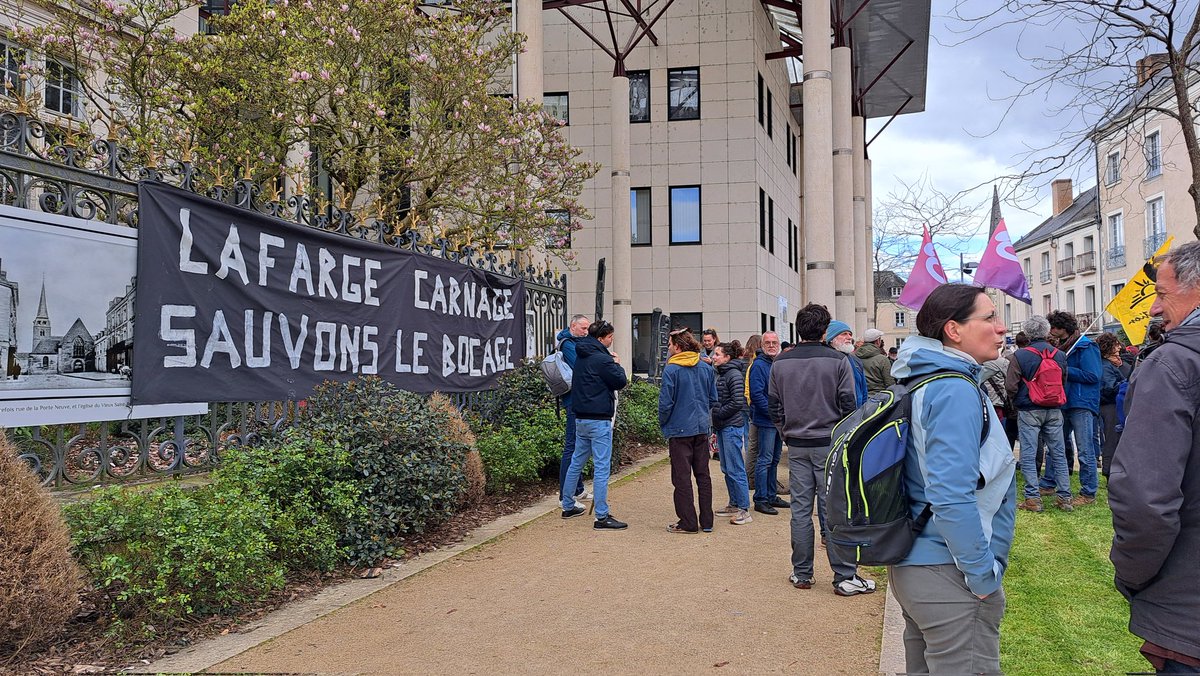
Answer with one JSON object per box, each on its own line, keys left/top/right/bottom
{"left": 65, "top": 483, "right": 285, "bottom": 629}
{"left": 472, "top": 359, "right": 556, "bottom": 425}
{"left": 215, "top": 434, "right": 364, "bottom": 573}
{"left": 428, "top": 394, "right": 485, "bottom": 506}
{"left": 0, "top": 437, "right": 82, "bottom": 661}
{"left": 474, "top": 407, "right": 565, "bottom": 493}
{"left": 615, "top": 381, "right": 665, "bottom": 456}
{"left": 296, "top": 377, "right": 469, "bottom": 566}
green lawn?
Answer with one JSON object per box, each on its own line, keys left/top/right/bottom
{"left": 1000, "top": 477, "right": 1147, "bottom": 675}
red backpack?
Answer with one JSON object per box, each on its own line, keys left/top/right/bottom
{"left": 1023, "top": 347, "right": 1067, "bottom": 407}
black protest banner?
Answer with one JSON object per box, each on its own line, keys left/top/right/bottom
{"left": 131, "top": 182, "right": 524, "bottom": 404}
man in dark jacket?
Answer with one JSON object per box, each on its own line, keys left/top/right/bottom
{"left": 1005, "top": 315, "right": 1072, "bottom": 513}
{"left": 556, "top": 314, "right": 590, "bottom": 507}
{"left": 560, "top": 320, "right": 628, "bottom": 530}
{"left": 748, "top": 331, "right": 789, "bottom": 514}
{"left": 711, "top": 343, "right": 751, "bottom": 525}
{"left": 770, "top": 303, "right": 874, "bottom": 596}
{"left": 854, "top": 328, "right": 895, "bottom": 395}
{"left": 1111, "top": 242, "right": 1200, "bottom": 673}
{"left": 1046, "top": 310, "right": 1103, "bottom": 505}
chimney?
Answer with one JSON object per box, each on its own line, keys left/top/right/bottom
{"left": 1051, "top": 179, "right": 1073, "bottom": 216}
{"left": 1137, "top": 53, "right": 1169, "bottom": 87}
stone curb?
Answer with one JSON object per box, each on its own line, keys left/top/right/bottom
{"left": 879, "top": 583, "right": 906, "bottom": 676}
{"left": 133, "top": 449, "right": 669, "bottom": 675}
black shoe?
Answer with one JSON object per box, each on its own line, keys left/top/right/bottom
{"left": 769, "top": 497, "right": 791, "bottom": 509}
{"left": 712, "top": 452, "right": 720, "bottom": 460}
{"left": 562, "top": 506, "right": 586, "bottom": 519}
{"left": 754, "top": 503, "right": 778, "bottom": 515}
{"left": 594, "top": 515, "right": 628, "bottom": 530}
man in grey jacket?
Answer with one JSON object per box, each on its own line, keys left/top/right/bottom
{"left": 1110, "top": 241, "right": 1200, "bottom": 673}
{"left": 769, "top": 303, "right": 874, "bottom": 596}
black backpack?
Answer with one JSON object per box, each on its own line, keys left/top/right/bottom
{"left": 824, "top": 372, "right": 989, "bottom": 566}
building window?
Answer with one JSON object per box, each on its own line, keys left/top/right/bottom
{"left": 44, "top": 61, "right": 82, "bottom": 118}
{"left": 766, "top": 88, "right": 773, "bottom": 138}
{"left": 667, "top": 67, "right": 700, "bottom": 121}
{"left": 631, "top": 313, "right": 654, "bottom": 374}
{"left": 757, "top": 73, "right": 764, "bottom": 126}
{"left": 1147, "top": 196, "right": 1165, "bottom": 235}
{"left": 759, "top": 188, "right": 766, "bottom": 249}
{"left": 787, "top": 218, "right": 794, "bottom": 270}
{"left": 1105, "top": 151, "right": 1120, "bottom": 185}
{"left": 1112, "top": 282, "right": 1125, "bottom": 298}
{"left": 543, "top": 92, "right": 569, "bottom": 125}
{"left": 1109, "top": 212, "right": 1124, "bottom": 247}
{"left": 671, "top": 312, "right": 703, "bottom": 335}
{"left": 791, "top": 221, "right": 799, "bottom": 271}
{"left": 669, "top": 185, "right": 701, "bottom": 244}
{"left": 785, "top": 123, "right": 792, "bottom": 168}
{"left": 631, "top": 188, "right": 651, "bottom": 245}
{"left": 761, "top": 312, "right": 768, "bottom": 334}
{"left": 894, "top": 311, "right": 906, "bottom": 328}
{"left": 768, "top": 197, "right": 775, "bottom": 254}
{"left": 1, "top": 42, "right": 24, "bottom": 97}
{"left": 890, "top": 286, "right": 902, "bottom": 298}
{"left": 1043, "top": 294, "right": 1052, "bottom": 314}
{"left": 629, "top": 70, "right": 650, "bottom": 123}
{"left": 791, "top": 132, "right": 798, "bottom": 173}
{"left": 1085, "top": 285, "right": 1096, "bottom": 313}
{"left": 1145, "top": 130, "right": 1161, "bottom": 177}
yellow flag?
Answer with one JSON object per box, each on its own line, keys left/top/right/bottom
{"left": 1106, "top": 236, "right": 1174, "bottom": 345}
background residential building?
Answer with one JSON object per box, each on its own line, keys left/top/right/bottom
{"left": 873, "top": 270, "right": 913, "bottom": 349}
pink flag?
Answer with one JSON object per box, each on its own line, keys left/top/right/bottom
{"left": 898, "top": 225, "right": 948, "bottom": 310}
{"left": 973, "top": 218, "right": 1032, "bottom": 303}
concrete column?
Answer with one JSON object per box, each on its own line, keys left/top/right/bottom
{"left": 864, "top": 156, "right": 875, "bottom": 326}
{"left": 802, "top": 1, "right": 834, "bottom": 310}
{"left": 610, "top": 74, "right": 632, "bottom": 376}
{"left": 515, "top": 0, "right": 543, "bottom": 103}
{"left": 852, "top": 116, "right": 868, "bottom": 334}
{"left": 832, "top": 46, "right": 855, "bottom": 325}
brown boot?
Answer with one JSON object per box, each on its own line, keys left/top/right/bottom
{"left": 1039, "top": 487, "right": 1056, "bottom": 496}
{"left": 1071, "top": 495, "right": 1096, "bottom": 506}
{"left": 1055, "top": 497, "right": 1074, "bottom": 512}
{"left": 1019, "top": 498, "right": 1044, "bottom": 512}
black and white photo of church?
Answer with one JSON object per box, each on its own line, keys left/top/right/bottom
{"left": 26, "top": 280, "right": 99, "bottom": 374}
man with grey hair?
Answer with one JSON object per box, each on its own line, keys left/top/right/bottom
{"left": 1110, "top": 241, "right": 1200, "bottom": 673}
{"left": 1005, "top": 315, "right": 1072, "bottom": 512}
{"left": 556, "top": 314, "right": 591, "bottom": 506}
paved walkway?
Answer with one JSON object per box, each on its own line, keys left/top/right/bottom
{"left": 148, "top": 453, "right": 888, "bottom": 675}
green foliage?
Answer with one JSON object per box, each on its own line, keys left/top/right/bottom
{"left": 65, "top": 483, "right": 285, "bottom": 627}
{"left": 473, "top": 359, "right": 556, "bottom": 426}
{"left": 296, "top": 377, "right": 468, "bottom": 566}
{"left": 473, "top": 407, "right": 564, "bottom": 493}
{"left": 1000, "top": 478, "right": 1142, "bottom": 675}
{"left": 215, "top": 434, "right": 364, "bottom": 573}
{"left": 615, "top": 381, "right": 664, "bottom": 453}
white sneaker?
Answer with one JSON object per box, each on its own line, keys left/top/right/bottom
{"left": 730, "top": 510, "right": 753, "bottom": 525}
{"left": 573, "top": 500, "right": 587, "bottom": 510}
{"left": 834, "top": 575, "right": 877, "bottom": 597}
{"left": 573, "top": 489, "right": 593, "bottom": 501}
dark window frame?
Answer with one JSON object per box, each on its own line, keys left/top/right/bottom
{"left": 757, "top": 72, "right": 764, "bottom": 126}
{"left": 759, "top": 187, "right": 766, "bottom": 249}
{"left": 631, "top": 187, "right": 652, "bottom": 246}
{"left": 628, "top": 70, "right": 650, "bottom": 123}
{"left": 667, "top": 67, "right": 700, "bottom": 121}
{"left": 766, "top": 88, "right": 773, "bottom": 138}
{"left": 768, "top": 196, "right": 775, "bottom": 254}
{"left": 543, "top": 91, "right": 570, "bottom": 125}
{"left": 669, "top": 184, "right": 702, "bottom": 245}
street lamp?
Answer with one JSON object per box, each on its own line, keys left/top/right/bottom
{"left": 959, "top": 253, "right": 979, "bottom": 283}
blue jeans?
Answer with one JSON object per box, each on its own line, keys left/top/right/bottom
{"left": 1043, "top": 409, "right": 1099, "bottom": 497}
{"left": 716, "top": 425, "right": 750, "bottom": 510}
{"left": 753, "top": 425, "right": 783, "bottom": 506}
{"left": 1018, "top": 409, "right": 1070, "bottom": 500}
{"left": 561, "top": 418, "right": 612, "bottom": 518}
{"left": 559, "top": 408, "right": 585, "bottom": 501}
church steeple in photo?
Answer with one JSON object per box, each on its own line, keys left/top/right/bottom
{"left": 33, "top": 277, "right": 51, "bottom": 340}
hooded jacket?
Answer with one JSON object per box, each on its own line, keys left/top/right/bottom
{"left": 712, "top": 358, "right": 746, "bottom": 430}
{"left": 569, "top": 336, "right": 627, "bottom": 420}
{"left": 1060, "top": 333, "right": 1102, "bottom": 413}
{"left": 747, "top": 350, "right": 775, "bottom": 427}
{"left": 1110, "top": 321, "right": 1200, "bottom": 659}
{"left": 658, "top": 351, "right": 717, "bottom": 438}
{"left": 767, "top": 342, "right": 856, "bottom": 446}
{"left": 891, "top": 336, "right": 1018, "bottom": 598}
{"left": 854, "top": 342, "right": 896, "bottom": 395}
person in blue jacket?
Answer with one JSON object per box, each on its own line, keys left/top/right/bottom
{"left": 659, "top": 328, "right": 719, "bottom": 533}
{"left": 1043, "top": 311, "right": 1103, "bottom": 505}
{"left": 748, "top": 331, "right": 789, "bottom": 514}
{"left": 555, "top": 314, "right": 590, "bottom": 507}
{"left": 888, "top": 284, "right": 1017, "bottom": 676}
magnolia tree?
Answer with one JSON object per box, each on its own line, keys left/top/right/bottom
{"left": 8, "top": 0, "right": 596, "bottom": 257}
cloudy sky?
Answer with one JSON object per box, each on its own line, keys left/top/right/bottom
{"left": 866, "top": 3, "right": 1107, "bottom": 257}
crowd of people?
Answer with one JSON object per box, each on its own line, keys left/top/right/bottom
{"left": 548, "top": 241, "right": 1200, "bottom": 675}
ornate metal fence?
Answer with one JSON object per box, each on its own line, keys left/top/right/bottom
{"left": 0, "top": 110, "right": 566, "bottom": 489}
